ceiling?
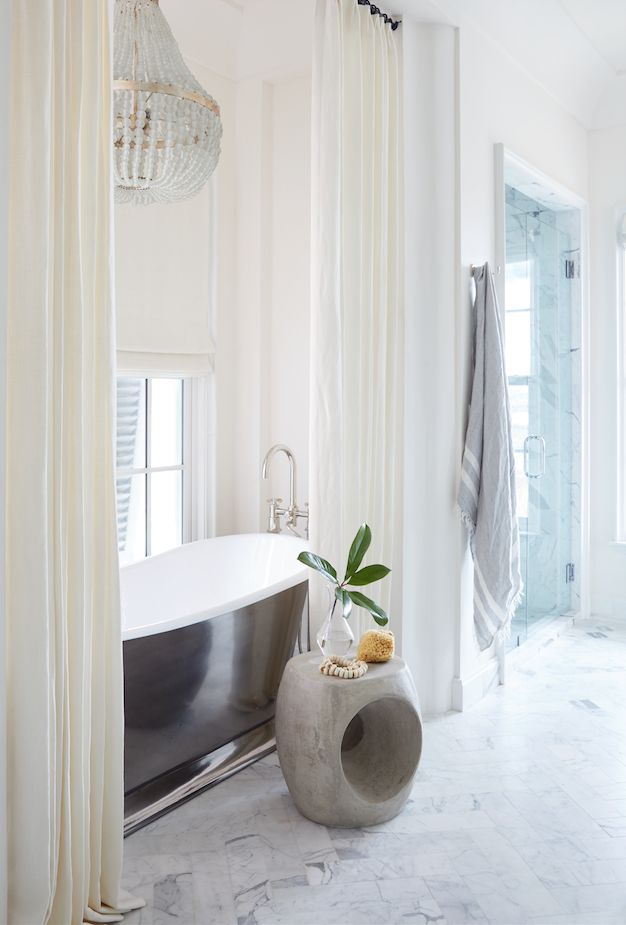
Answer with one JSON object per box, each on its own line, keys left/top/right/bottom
{"left": 387, "top": 0, "right": 626, "bottom": 128}
{"left": 162, "top": 0, "right": 315, "bottom": 82}
{"left": 168, "top": 0, "right": 626, "bottom": 128}
{"left": 560, "top": 0, "right": 626, "bottom": 75}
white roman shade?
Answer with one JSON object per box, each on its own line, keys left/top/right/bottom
{"left": 116, "top": 350, "right": 214, "bottom": 377}
{"left": 115, "top": 185, "right": 215, "bottom": 374}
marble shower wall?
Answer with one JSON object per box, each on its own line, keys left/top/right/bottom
{"left": 504, "top": 184, "right": 582, "bottom": 641}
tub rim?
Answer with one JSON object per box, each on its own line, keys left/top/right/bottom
{"left": 121, "top": 532, "right": 309, "bottom": 641}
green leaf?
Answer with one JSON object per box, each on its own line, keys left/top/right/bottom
{"left": 344, "top": 523, "right": 372, "bottom": 580}
{"left": 347, "top": 564, "right": 391, "bottom": 587}
{"left": 335, "top": 586, "right": 353, "bottom": 619}
{"left": 297, "top": 551, "right": 338, "bottom": 585}
{"left": 370, "top": 612, "right": 389, "bottom": 627}
{"left": 347, "top": 590, "right": 389, "bottom": 627}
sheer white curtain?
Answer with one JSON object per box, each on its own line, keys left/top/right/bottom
{"left": 310, "top": 0, "right": 404, "bottom": 635}
{"left": 7, "top": 3, "right": 141, "bottom": 922}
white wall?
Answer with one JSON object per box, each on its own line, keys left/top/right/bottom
{"left": 0, "top": 1, "right": 9, "bottom": 915}
{"left": 267, "top": 78, "right": 312, "bottom": 511}
{"left": 402, "top": 20, "right": 460, "bottom": 716}
{"left": 114, "top": 63, "right": 239, "bottom": 535}
{"left": 391, "top": 7, "right": 591, "bottom": 714}
{"left": 238, "top": 0, "right": 315, "bottom": 81}
{"left": 114, "top": 6, "right": 313, "bottom": 539}
{"left": 588, "top": 126, "right": 626, "bottom": 618}
{"left": 453, "top": 16, "right": 589, "bottom": 706}
{"left": 230, "top": 74, "right": 312, "bottom": 532}
{"left": 387, "top": 7, "right": 591, "bottom": 713}
{"left": 112, "top": 1, "right": 599, "bottom": 716}
{"left": 230, "top": 77, "right": 273, "bottom": 533}
{"left": 161, "top": 0, "right": 241, "bottom": 82}
{"left": 235, "top": 2, "right": 313, "bottom": 529}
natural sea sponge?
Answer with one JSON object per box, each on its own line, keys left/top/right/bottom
{"left": 357, "top": 629, "right": 395, "bottom": 663}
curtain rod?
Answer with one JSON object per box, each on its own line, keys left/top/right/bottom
{"left": 357, "top": 0, "right": 401, "bottom": 30}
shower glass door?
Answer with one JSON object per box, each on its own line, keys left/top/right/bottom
{"left": 503, "top": 173, "right": 582, "bottom": 646}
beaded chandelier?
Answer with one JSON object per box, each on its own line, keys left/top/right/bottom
{"left": 113, "top": 0, "right": 222, "bottom": 205}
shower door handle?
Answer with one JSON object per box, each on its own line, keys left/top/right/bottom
{"left": 523, "top": 435, "right": 546, "bottom": 479}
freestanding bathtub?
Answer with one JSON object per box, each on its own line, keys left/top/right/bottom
{"left": 121, "top": 533, "right": 308, "bottom": 833}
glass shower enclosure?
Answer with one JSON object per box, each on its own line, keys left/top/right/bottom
{"left": 497, "top": 148, "right": 583, "bottom": 646}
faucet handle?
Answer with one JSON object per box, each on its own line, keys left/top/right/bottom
{"left": 267, "top": 497, "right": 284, "bottom": 534}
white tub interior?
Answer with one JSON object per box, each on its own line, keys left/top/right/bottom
{"left": 121, "top": 533, "right": 308, "bottom": 640}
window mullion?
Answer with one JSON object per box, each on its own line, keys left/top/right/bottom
{"left": 116, "top": 464, "right": 184, "bottom": 477}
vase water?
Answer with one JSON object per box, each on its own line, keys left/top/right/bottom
{"left": 316, "top": 587, "right": 354, "bottom": 657}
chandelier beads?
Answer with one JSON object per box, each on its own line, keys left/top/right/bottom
{"left": 113, "top": 0, "right": 222, "bottom": 205}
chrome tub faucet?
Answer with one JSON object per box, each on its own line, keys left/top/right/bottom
{"left": 262, "top": 444, "right": 309, "bottom": 539}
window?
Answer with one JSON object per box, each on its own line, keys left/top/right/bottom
{"left": 116, "top": 377, "right": 186, "bottom": 565}
{"left": 505, "top": 258, "right": 533, "bottom": 523}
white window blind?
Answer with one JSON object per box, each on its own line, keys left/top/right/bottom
{"left": 116, "top": 376, "right": 186, "bottom": 564}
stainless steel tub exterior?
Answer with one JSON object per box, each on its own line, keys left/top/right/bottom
{"left": 123, "top": 580, "right": 307, "bottom": 832}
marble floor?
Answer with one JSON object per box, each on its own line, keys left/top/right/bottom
{"left": 123, "top": 619, "right": 626, "bottom": 925}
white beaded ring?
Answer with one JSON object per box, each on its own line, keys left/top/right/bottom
{"left": 319, "top": 655, "right": 368, "bottom": 680}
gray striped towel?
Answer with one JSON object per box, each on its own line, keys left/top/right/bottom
{"left": 458, "top": 263, "right": 523, "bottom": 650}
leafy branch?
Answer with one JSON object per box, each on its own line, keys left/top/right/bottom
{"left": 297, "top": 523, "right": 390, "bottom": 627}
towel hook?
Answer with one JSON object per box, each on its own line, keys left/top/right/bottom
{"left": 471, "top": 263, "right": 502, "bottom": 277}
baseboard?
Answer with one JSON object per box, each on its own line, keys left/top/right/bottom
{"left": 590, "top": 595, "right": 626, "bottom": 622}
{"left": 451, "top": 612, "right": 576, "bottom": 712}
{"left": 451, "top": 657, "right": 499, "bottom": 712}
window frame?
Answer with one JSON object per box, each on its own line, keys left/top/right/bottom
{"left": 115, "top": 374, "right": 189, "bottom": 562}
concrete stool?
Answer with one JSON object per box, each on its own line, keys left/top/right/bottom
{"left": 275, "top": 654, "right": 422, "bottom": 827}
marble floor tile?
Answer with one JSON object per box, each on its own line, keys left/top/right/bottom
{"left": 305, "top": 853, "right": 458, "bottom": 886}
{"left": 122, "top": 855, "right": 193, "bottom": 925}
{"left": 463, "top": 869, "right": 562, "bottom": 922}
{"left": 250, "top": 880, "right": 390, "bottom": 925}
{"left": 225, "top": 833, "right": 273, "bottom": 922}
{"left": 548, "top": 881, "right": 626, "bottom": 916}
{"left": 528, "top": 915, "right": 626, "bottom": 924}
{"left": 124, "top": 618, "right": 626, "bottom": 924}
{"left": 190, "top": 851, "right": 236, "bottom": 925}
{"left": 424, "top": 876, "right": 488, "bottom": 923}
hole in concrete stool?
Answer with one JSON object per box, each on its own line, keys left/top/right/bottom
{"left": 340, "top": 697, "right": 422, "bottom": 803}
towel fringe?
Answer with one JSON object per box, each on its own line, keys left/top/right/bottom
{"left": 508, "top": 586, "right": 525, "bottom": 615}
{"left": 456, "top": 504, "right": 476, "bottom": 537}
{"left": 494, "top": 587, "right": 525, "bottom": 644}
{"left": 494, "top": 622, "right": 511, "bottom": 644}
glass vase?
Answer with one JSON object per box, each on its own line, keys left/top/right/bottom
{"left": 316, "top": 586, "right": 354, "bottom": 658}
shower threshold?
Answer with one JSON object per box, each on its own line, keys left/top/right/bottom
{"left": 506, "top": 611, "right": 578, "bottom": 673}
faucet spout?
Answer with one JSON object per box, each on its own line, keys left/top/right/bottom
{"left": 262, "top": 444, "right": 297, "bottom": 510}
{"left": 262, "top": 444, "right": 308, "bottom": 539}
